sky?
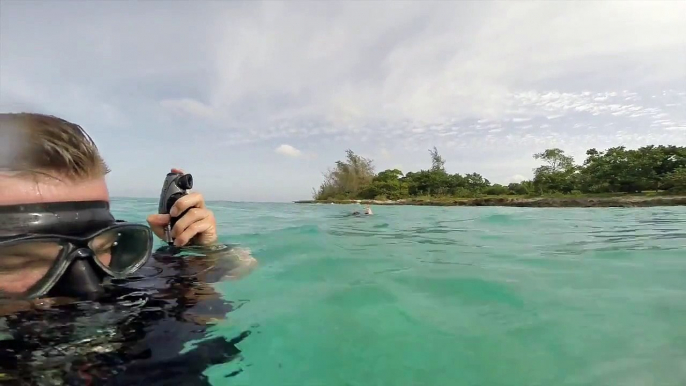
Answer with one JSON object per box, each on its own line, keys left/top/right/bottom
{"left": 1, "top": 1, "right": 685, "bottom": 202}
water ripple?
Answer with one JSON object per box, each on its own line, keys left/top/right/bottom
{"left": 110, "top": 200, "right": 686, "bottom": 386}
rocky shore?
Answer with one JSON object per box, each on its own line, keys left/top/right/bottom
{"left": 294, "top": 195, "right": 686, "bottom": 208}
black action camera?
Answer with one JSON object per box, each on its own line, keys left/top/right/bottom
{"left": 158, "top": 172, "right": 193, "bottom": 244}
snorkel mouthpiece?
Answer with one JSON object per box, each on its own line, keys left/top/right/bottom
{"left": 48, "top": 249, "right": 106, "bottom": 299}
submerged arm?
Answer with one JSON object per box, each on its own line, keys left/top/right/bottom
{"left": 149, "top": 243, "right": 258, "bottom": 326}
{"left": 193, "top": 243, "right": 258, "bottom": 281}
{"left": 154, "top": 243, "right": 258, "bottom": 282}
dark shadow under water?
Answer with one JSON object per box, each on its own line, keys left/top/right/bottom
{"left": 0, "top": 246, "right": 251, "bottom": 385}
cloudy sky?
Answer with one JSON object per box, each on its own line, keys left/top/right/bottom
{"left": 1, "top": 1, "right": 685, "bottom": 202}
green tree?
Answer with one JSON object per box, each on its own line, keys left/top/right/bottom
{"left": 532, "top": 148, "right": 577, "bottom": 194}
{"left": 429, "top": 146, "right": 446, "bottom": 172}
{"left": 662, "top": 167, "right": 686, "bottom": 193}
{"left": 534, "top": 148, "right": 575, "bottom": 172}
{"left": 312, "top": 144, "right": 686, "bottom": 201}
{"left": 314, "top": 149, "right": 375, "bottom": 200}
{"left": 464, "top": 172, "right": 490, "bottom": 192}
{"left": 507, "top": 182, "right": 527, "bottom": 195}
{"left": 484, "top": 184, "right": 509, "bottom": 196}
{"left": 580, "top": 147, "right": 649, "bottom": 193}
{"left": 375, "top": 169, "right": 404, "bottom": 182}
{"left": 360, "top": 169, "right": 408, "bottom": 199}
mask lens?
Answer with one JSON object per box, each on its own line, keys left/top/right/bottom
{"left": 88, "top": 226, "right": 150, "bottom": 274}
{"left": 0, "top": 241, "right": 64, "bottom": 295}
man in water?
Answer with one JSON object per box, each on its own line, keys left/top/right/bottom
{"left": 0, "top": 112, "right": 257, "bottom": 384}
{"left": 351, "top": 205, "right": 373, "bottom": 216}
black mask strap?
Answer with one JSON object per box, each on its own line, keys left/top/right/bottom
{"left": 0, "top": 201, "right": 115, "bottom": 237}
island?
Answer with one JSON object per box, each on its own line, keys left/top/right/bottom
{"left": 297, "top": 146, "right": 686, "bottom": 208}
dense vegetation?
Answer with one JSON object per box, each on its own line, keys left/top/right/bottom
{"left": 312, "top": 145, "right": 686, "bottom": 200}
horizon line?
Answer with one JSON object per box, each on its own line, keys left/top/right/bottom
{"left": 109, "top": 196, "right": 293, "bottom": 204}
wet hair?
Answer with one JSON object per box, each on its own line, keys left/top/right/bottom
{"left": 0, "top": 112, "right": 109, "bottom": 181}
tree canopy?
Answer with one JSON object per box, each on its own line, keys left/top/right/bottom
{"left": 312, "top": 149, "right": 375, "bottom": 200}
{"left": 313, "top": 145, "right": 686, "bottom": 200}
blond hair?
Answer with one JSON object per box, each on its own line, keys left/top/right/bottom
{"left": 0, "top": 112, "right": 110, "bottom": 181}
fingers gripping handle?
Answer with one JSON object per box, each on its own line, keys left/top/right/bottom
{"left": 158, "top": 172, "right": 193, "bottom": 244}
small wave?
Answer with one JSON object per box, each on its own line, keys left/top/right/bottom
{"left": 281, "top": 224, "right": 320, "bottom": 235}
{"left": 477, "top": 213, "right": 528, "bottom": 224}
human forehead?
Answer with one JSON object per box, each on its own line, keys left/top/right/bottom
{"left": 0, "top": 173, "right": 109, "bottom": 206}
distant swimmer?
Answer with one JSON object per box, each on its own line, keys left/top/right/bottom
{"left": 350, "top": 205, "right": 373, "bottom": 216}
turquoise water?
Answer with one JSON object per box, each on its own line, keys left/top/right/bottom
{"left": 112, "top": 198, "right": 686, "bottom": 386}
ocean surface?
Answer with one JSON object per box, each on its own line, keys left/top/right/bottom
{"left": 111, "top": 198, "right": 686, "bottom": 386}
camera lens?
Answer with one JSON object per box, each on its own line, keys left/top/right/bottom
{"left": 177, "top": 174, "right": 193, "bottom": 190}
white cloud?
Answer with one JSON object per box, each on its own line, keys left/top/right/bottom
{"left": 507, "top": 174, "right": 527, "bottom": 183}
{"left": 19, "top": 0, "right": 675, "bottom": 136}
{"left": 160, "top": 98, "right": 214, "bottom": 119}
{"left": 1, "top": 1, "right": 685, "bottom": 200}
{"left": 275, "top": 144, "right": 302, "bottom": 158}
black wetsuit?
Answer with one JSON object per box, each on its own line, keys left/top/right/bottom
{"left": 0, "top": 245, "right": 253, "bottom": 385}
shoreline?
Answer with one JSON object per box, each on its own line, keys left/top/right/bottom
{"left": 294, "top": 195, "right": 686, "bottom": 208}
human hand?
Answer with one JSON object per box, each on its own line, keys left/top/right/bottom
{"left": 147, "top": 168, "right": 218, "bottom": 247}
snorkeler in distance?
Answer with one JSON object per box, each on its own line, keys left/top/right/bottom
{"left": 350, "top": 205, "right": 373, "bottom": 216}
{"left": 0, "top": 112, "right": 257, "bottom": 384}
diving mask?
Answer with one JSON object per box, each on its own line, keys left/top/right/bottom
{"left": 0, "top": 201, "right": 153, "bottom": 299}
